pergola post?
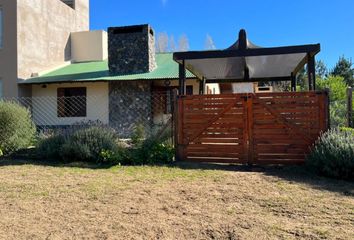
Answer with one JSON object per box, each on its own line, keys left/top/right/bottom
{"left": 291, "top": 73, "right": 296, "bottom": 92}
{"left": 178, "top": 60, "right": 186, "bottom": 95}
{"left": 307, "top": 54, "right": 316, "bottom": 91}
{"left": 199, "top": 78, "right": 206, "bottom": 95}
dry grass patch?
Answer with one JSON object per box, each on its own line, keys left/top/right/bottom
{"left": 0, "top": 160, "right": 353, "bottom": 240}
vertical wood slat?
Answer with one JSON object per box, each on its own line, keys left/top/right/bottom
{"left": 242, "top": 97, "right": 249, "bottom": 163}
{"left": 247, "top": 96, "right": 254, "bottom": 164}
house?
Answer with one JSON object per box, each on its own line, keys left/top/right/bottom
{"left": 0, "top": 0, "right": 89, "bottom": 98}
{"left": 0, "top": 0, "right": 220, "bottom": 136}
{"left": 21, "top": 24, "right": 222, "bottom": 136}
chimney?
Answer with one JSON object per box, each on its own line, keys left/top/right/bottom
{"left": 108, "top": 24, "right": 156, "bottom": 75}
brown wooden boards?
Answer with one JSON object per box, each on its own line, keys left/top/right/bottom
{"left": 176, "top": 91, "right": 329, "bottom": 165}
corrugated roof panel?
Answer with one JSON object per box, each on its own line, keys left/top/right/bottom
{"left": 23, "top": 53, "right": 195, "bottom": 84}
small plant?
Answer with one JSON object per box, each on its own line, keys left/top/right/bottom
{"left": 0, "top": 101, "right": 36, "bottom": 155}
{"left": 306, "top": 128, "right": 354, "bottom": 180}
{"left": 131, "top": 123, "right": 146, "bottom": 146}
{"left": 130, "top": 138, "right": 174, "bottom": 165}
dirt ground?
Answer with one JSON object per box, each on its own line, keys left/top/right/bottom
{"left": 0, "top": 160, "right": 353, "bottom": 240}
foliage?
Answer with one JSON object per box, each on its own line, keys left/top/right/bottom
{"left": 316, "top": 60, "right": 328, "bottom": 79}
{"left": 60, "top": 127, "right": 119, "bottom": 163}
{"left": 340, "top": 127, "right": 354, "bottom": 135}
{"left": 306, "top": 128, "right": 354, "bottom": 180}
{"left": 329, "top": 101, "right": 347, "bottom": 127}
{"left": 331, "top": 56, "right": 354, "bottom": 86}
{"left": 316, "top": 75, "right": 349, "bottom": 127}
{"left": 131, "top": 123, "right": 146, "bottom": 146}
{"left": 316, "top": 75, "right": 347, "bottom": 101}
{"left": 130, "top": 139, "right": 174, "bottom": 165}
{"left": 37, "top": 135, "right": 66, "bottom": 159}
{"left": 0, "top": 101, "right": 36, "bottom": 155}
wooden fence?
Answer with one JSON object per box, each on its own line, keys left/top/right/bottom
{"left": 175, "top": 91, "right": 329, "bottom": 165}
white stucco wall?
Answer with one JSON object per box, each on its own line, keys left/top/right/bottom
{"left": 17, "top": 0, "right": 89, "bottom": 80}
{"left": 32, "top": 82, "right": 109, "bottom": 126}
{"left": 71, "top": 30, "right": 108, "bottom": 62}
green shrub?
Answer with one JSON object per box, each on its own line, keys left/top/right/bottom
{"left": 0, "top": 101, "right": 36, "bottom": 154}
{"left": 130, "top": 139, "right": 174, "bottom": 165}
{"left": 37, "top": 135, "right": 66, "bottom": 159}
{"left": 99, "top": 139, "right": 174, "bottom": 166}
{"left": 340, "top": 127, "right": 354, "bottom": 135}
{"left": 60, "top": 127, "right": 119, "bottom": 163}
{"left": 306, "top": 128, "right": 354, "bottom": 180}
{"left": 131, "top": 123, "right": 146, "bottom": 145}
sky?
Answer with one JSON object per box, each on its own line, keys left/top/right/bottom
{"left": 90, "top": 0, "right": 354, "bottom": 69}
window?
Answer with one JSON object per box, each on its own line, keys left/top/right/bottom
{"left": 0, "top": 8, "right": 3, "bottom": 48}
{"left": 57, "top": 87, "right": 86, "bottom": 117}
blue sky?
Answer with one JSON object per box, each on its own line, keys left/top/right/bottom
{"left": 90, "top": 0, "right": 354, "bottom": 68}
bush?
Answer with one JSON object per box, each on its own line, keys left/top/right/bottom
{"left": 0, "top": 101, "right": 36, "bottom": 154}
{"left": 99, "top": 139, "right": 174, "bottom": 166}
{"left": 37, "top": 135, "right": 66, "bottom": 159}
{"left": 36, "top": 126, "right": 174, "bottom": 166}
{"left": 60, "top": 127, "right": 119, "bottom": 163}
{"left": 306, "top": 128, "right": 354, "bottom": 180}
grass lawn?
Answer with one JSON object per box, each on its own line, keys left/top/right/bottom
{"left": 0, "top": 159, "right": 353, "bottom": 240}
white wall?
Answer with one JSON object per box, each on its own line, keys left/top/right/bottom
{"left": 32, "top": 82, "right": 109, "bottom": 126}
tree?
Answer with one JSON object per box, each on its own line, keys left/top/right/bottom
{"left": 296, "top": 66, "right": 307, "bottom": 90}
{"left": 169, "top": 35, "right": 176, "bottom": 52}
{"left": 331, "top": 56, "right": 354, "bottom": 86}
{"left": 178, "top": 34, "right": 190, "bottom": 52}
{"left": 205, "top": 34, "right": 216, "bottom": 50}
{"left": 316, "top": 60, "right": 328, "bottom": 79}
{"left": 156, "top": 32, "right": 169, "bottom": 53}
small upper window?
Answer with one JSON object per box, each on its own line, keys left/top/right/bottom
{"left": 60, "top": 0, "right": 75, "bottom": 9}
{"left": 0, "top": 8, "right": 3, "bottom": 48}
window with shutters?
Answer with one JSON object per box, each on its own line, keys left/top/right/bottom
{"left": 57, "top": 87, "right": 86, "bottom": 117}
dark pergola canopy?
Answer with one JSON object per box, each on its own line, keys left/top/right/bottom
{"left": 173, "top": 29, "right": 320, "bottom": 94}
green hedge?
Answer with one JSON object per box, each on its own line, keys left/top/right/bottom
{"left": 0, "top": 101, "right": 36, "bottom": 155}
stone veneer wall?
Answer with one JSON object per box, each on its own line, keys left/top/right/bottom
{"left": 109, "top": 81, "right": 153, "bottom": 137}
{"left": 108, "top": 24, "right": 156, "bottom": 75}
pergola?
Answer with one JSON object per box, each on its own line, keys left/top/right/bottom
{"left": 173, "top": 29, "right": 320, "bottom": 95}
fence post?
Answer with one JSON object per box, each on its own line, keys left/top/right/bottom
{"left": 324, "top": 88, "right": 331, "bottom": 129}
{"left": 347, "top": 87, "right": 353, "bottom": 128}
{"left": 172, "top": 89, "right": 179, "bottom": 161}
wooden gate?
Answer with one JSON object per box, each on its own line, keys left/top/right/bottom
{"left": 175, "top": 91, "right": 329, "bottom": 165}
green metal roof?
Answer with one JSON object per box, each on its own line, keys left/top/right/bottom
{"left": 23, "top": 53, "right": 195, "bottom": 84}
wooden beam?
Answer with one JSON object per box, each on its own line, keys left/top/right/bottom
{"left": 199, "top": 78, "right": 206, "bottom": 95}
{"left": 173, "top": 44, "right": 321, "bottom": 61}
{"left": 307, "top": 54, "right": 316, "bottom": 90}
{"left": 205, "top": 76, "right": 292, "bottom": 83}
{"left": 178, "top": 60, "right": 186, "bottom": 95}
{"left": 291, "top": 73, "right": 296, "bottom": 92}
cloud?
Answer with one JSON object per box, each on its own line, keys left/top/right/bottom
{"left": 161, "top": 0, "right": 168, "bottom": 7}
